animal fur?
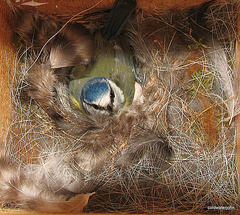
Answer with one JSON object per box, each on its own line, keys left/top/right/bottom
{"left": 0, "top": 0, "right": 238, "bottom": 213}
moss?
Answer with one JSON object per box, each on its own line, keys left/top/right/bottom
{"left": 188, "top": 38, "right": 205, "bottom": 50}
{"left": 188, "top": 69, "right": 215, "bottom": 98}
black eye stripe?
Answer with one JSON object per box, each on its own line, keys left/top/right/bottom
{"left": 107, "top": 105, "right": 113, "bottom": 112}
{"left": 84, "top": 101, "right": 105, "bottom": 111}
{"left": 92, "top": 104, "right": 99, "bottom": 110}
{"left": 110, "top": 87, "right": 115, "bottom": 104}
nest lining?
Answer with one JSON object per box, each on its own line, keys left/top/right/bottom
{"left": 2, "top": 0, "right": 239, "bottom": 213}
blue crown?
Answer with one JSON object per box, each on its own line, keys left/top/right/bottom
{"left": 81, "top": 77, "right": 110, "bottom": 103}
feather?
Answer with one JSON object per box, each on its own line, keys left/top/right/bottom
{"left": 14, "top": 12, "right": 59, "bottom": 50}
{"left": 15, "top": 12, "right": 95, "bottom": 68}
{"left": 50, "top": 23, "right": 95, "bottom": 68}
{"left": 101, "top": 0, "right": 137, "bottom": 41}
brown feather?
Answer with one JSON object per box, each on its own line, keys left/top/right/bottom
{"left": 50, "top": 23, "right": 95, "bottom": 68}
{"left": 14, "top": 11, "right": 59, "bottom": 50}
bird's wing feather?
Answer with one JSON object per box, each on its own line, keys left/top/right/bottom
{"left": 112, "top": 36, "right": 136, "bottom": 105}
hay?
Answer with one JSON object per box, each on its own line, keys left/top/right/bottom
{"left": 1, "top": 0, "right": 239, "bottom": 213}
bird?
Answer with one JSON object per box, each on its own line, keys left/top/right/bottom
{"left": 68, "top": 0, "right": 137, "bottom": 115}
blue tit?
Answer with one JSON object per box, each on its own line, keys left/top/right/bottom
{"left": 75, "top": 77, "right": 125, "bottom": 115}
{"left": 69, "top": 34, "right": 136, "bottom": 115}
{"left": 68, "top": 0, "right": 137, "bottom": 115}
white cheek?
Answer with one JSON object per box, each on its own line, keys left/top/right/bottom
{"left": 83, "top": 100, "right": 110, "bottom": 115}
{"left": 97, "top": 94, "right": 111, "bottom": 107}
{"left": 82, "top": 92, "right": 111, "bottom": 115}
{"left": 86, "top": 106, "right": 110, "bottom": 115}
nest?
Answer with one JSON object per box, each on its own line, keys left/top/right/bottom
{"left": 1, "top": 0, "right": 239, "bottom": 213}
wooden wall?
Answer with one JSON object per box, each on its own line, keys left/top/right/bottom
{"left": 0, "top": 0, "right": 15, "bottom": 143}
{"left": 10, "top": 0, "right": 210, "bottom": 14}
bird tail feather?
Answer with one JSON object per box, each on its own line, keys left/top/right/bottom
{"left": 101, "top": 0, "right": 137, "bottom": 41}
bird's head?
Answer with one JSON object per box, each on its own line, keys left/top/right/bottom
{"left": 80, "top": 77, "right": 125, "bottom": 115}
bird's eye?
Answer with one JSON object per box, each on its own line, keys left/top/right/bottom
{"left": 110, "top": 90, "right": 115, "bottom": 99}
{"left": 107, "top": 105, "right": 113, "bottom": 112}
{"left": 110, "top": 89, "right": 115, "bottom": 103}
{"left": 92, "top": 104, "right": 99, "bottom": 110}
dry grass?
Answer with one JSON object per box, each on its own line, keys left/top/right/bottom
{"left": 4, "top": 0, "right": 239, "bottom": 213}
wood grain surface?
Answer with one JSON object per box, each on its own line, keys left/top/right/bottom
{"left": 9, "top": 0, "right": 210, "bottom": 14}
{"left": 0, "top": 0, "right": 15, "bottom": 142}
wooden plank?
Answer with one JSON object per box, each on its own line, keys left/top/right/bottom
{"left": 237, "top": 0, "right": 240, "bottom": 202}
{"left": 237, "top": 116, "right": 240, "bottom": 195}
{"left": 0, "top": 210, "right": 223, "bottom": 215}
{"left": 8, "top": 0, "right": 209, "bottom": 15}
{"left": 0, "top": 0, "right": 15, "bottom": 142}
{"left": 0, "top": 0, "right": 234, "bottom": 214}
